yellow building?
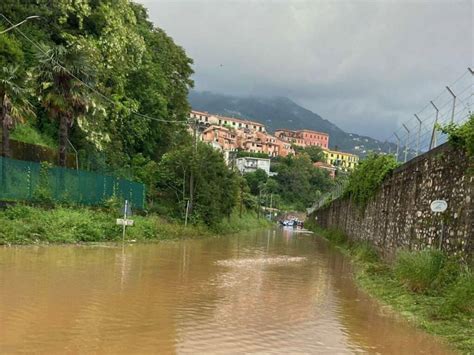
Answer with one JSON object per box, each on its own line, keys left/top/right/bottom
{"left": 323, "top": 149, "right": 359, "bottom": 170}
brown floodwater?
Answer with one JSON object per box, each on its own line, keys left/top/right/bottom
{"left": 0, "top": 228, "right": 454, "bottom": 354}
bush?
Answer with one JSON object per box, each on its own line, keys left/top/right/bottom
{"left": 441, "top": 271, "right": 474, "bottom": 315}
{"left": 394, "top": 249, "right": 445, "bottom": 293}
{"left": 344, "top": 154, "right": 399, "bottom": 207}
{"left": 351, "top": 242, "right": 379, "bottom": 263}
{"left": 324, "top": 228, "right": 348, "bottom": 245}
{"left": 3, "top": 204, "right": 32, "bottom": 220}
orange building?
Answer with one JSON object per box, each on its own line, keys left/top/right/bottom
{"left": 201, "top": 125, "right": 294, "bottom": 158}
{"left": 274, "top": 129, "right": 329, "bottom": 149}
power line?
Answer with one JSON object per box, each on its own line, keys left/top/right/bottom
{"left": 0, "top": 13, "right": 188, "bottom": 125}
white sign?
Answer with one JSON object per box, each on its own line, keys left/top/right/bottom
{"left": 116, "top": 218, "right": 134, "bottom": 226}
{"left": 430, "top": 200, "right": 448, "bottom": 213}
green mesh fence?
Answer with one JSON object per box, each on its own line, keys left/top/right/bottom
{"left": 0, "top": 156, "right": 145, "bottom": 209}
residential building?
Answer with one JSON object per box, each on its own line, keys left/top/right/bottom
{"left": 274, "top": 129, "right": 329, "bottom": 149}
{"left": 191, "top": 110, "right": 295, "bottom": 159}
{"left": 322, "top": 149, "right": 359, "bottom": 170}
{"left": 189, "top": 110, "right": 265, "bottom": 133}
{"left": 236, "top": 157, "right": 271, "bottom": 175}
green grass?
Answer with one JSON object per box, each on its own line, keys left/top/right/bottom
{"left": 0, "top": 205, "right": 270, "bottom": 245}
{"left": 306, "top": 222, "right": 474, "bottom": 353}
{"left": 11, "top": 124, "right": 57, "bottom": 148}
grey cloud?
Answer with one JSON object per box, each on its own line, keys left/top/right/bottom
{"left": 137, "top": 0, "right": 472, "bottom": 139}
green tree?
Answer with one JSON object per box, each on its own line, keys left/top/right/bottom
{"left": 0, "top": 65, "right": 34, "bottom": 157}
{"left": 303, "top": 146, "right": 325, "bottom": 163}
{"left": 36, "top": 45, "right": 93, "bottom": 166}
{"left": 244, "top": 169, "right": 268, "bottom": 195}
{"left": 157, "top": 142, "right": 239, "bottom": 226}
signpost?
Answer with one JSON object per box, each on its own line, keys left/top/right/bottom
{"left": 430, "top": 200, "right": 447, "bottom": 213}
{"left": 430, "top": 200, "right": 447, "bottom": 249}
{"left": 116, "top": 200, "right": 134, "bottom": 242}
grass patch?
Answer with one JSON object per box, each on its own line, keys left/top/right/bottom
{"left": 11, "top": 124, "right": 57, "bottom": 148}
{"left": 306, "top": 222, "right": 473, "bottom": 353}
{"left": 0, "top": 204, "right": 270, "bottom": 245}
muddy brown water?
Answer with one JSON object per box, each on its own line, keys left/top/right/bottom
{"left": 0, "top": 228, "right": 453, "bottom": 354}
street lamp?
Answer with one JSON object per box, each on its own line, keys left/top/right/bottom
{"left": 0, "top": 15, "right": 40, "bottom": 34}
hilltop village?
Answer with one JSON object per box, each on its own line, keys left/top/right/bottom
{"left": 189, "top": 110, "right": 359, "bottom": 177}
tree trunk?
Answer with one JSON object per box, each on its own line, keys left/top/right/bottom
{"left": 58, "top": 115, "right": 68, "bottom": 167}
{"left": 0, "top": 93, "right": 10, "bottom": 158}
{"left": 0, "top": 93, "right": 8, "bottom": 193}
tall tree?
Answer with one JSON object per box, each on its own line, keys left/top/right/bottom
{"left": 36, "top": 45, "right": 92, "bottom": 166}
{"left": 0, "top": 65, "right": 33, "bottom": 157}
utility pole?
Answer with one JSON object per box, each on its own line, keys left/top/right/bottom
{"left": 257, "top": 188, "right": 262, "bottom": 219}
{"left": 402, "top": 124, "right": 410, "bottom": 162}
{"left": 239, "top": 180, "right": 243, "bottom": 218}
{"left": 414, "top": 114, "right": 422, "bottom": 156}
{"left": 429, "top": 101, "right": 439, "bottom": 149}
{"left": 446, "top": 86, "right": 456, "bottom": 124}
{"left": 188, "top": 119, "right": 198, "bottom": 217}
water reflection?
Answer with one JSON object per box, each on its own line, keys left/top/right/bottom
{"left": 0, "top": 229, "right": 452, "bottom": 354}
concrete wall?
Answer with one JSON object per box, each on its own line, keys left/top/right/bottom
{"left": 311, "top": 143, "right": 473, "bottom": 261}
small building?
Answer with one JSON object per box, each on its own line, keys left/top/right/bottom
{"left": 322, "top": 149, "right": 359, "bottom": 171}
{"left": 236, "top": 157, "right": 271, "bottom": 175}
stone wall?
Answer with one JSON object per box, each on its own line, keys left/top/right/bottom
{"left": 311, "top": 143, "right": 473, "bottom": 261}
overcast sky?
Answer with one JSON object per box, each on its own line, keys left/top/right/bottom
{"left": 137, "top": 0, "right": 472, "bottom": 139}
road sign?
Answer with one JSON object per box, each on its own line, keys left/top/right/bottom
{"left": 116, "top": 218, "right": 134, "bottom": 226}
{"left": 430, "top": 200, "right": 447, "bottom": 213}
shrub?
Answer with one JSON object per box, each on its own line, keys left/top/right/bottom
{"left": 344, "top": 154, "right": 399, "bottom": 207}
{"left": 439, "top": 114, "right": 474, "bottom": 157}
{"left": 351, "top": 242, "right": 379, "bottom": 263}
{"left": 394, "top": 249, "right": 445, "bottom": 293}
{"left": 3, "top": 204, "right": 32, "bottom": 220}
{"left": 441, "top": 271, "right": 474, "bottom": 315}
{"left": 325, "top": 228, "right": 348, "bottom": 245}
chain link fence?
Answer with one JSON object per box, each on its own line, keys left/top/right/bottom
{"left": 0, "top": 156, "right": 145, "bottom": 209}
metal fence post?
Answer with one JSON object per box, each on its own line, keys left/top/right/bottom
{"left": 402, "top": 124, "right": 410, "bottom": 162}
{"left": 394, "top": 133, "right": 401, "bottom": 162}
{"left": 414, "top": 114, "right": 422, "bottom": 156}
{"left": 446, "top": 86, "right": 456, "bottom": 124}
{"left": 429, "top": 101, "right": 439, "bottom": 149}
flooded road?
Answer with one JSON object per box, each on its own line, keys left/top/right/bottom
{"left": 0, "top": 228, "right": 452, "bottom": 354}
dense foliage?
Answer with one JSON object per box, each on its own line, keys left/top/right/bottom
{"left": 0, "top": 0, "right": 193, "bottom": 172}
{"left": 344, "top": 153, "right": 399, "bottom": 207}
{"left": 292, "top": 145, "right": 325, "bottom": 163}
{"left": 243, "top": 153, "right": 334, "bottom": 211}
{"left": 440, "top": 114, "right": 474, "bottom": 158}
{"left": 0, "top": 1, "right": 241, "bottom": 226}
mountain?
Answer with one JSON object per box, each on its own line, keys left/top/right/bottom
{"left": 189, "top": 91, "right": 396, "bottom": 156}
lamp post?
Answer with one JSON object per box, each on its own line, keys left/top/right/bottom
{"left": 0, "top": 15, "right": 40, "bottom": 34}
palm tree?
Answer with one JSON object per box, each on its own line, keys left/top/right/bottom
{"left": 36, "top": 45, "right": 92, "bottom": 167}
{"left": 0, "top": 65, "right": 34, "bottom": 158}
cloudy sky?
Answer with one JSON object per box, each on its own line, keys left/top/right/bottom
{"left": 137, "top": 0, "right": 472, "bottom": 139}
